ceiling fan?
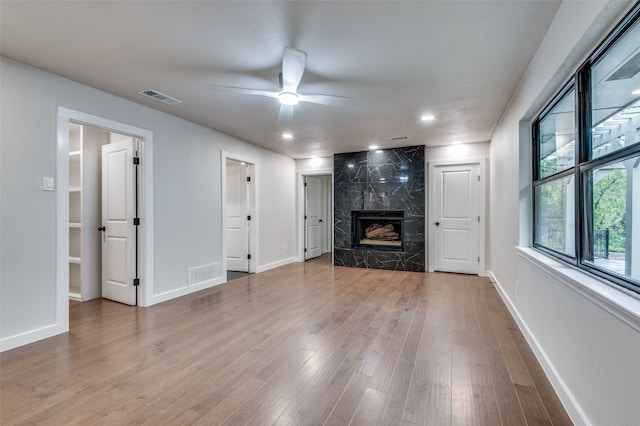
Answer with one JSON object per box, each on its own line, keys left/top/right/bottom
{"left": 206, "top": 47, "right": 357, "bottom": 120}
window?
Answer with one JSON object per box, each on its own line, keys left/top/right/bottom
{"left": 537, "top": 88, "right": 576, "bottom": 179}
{"left": 533, "top": 4, "right": 640, "bottom": 293}
{"left": 534, "top": 175, "right": 575, "bottom": 256}
{"left": 583, "top": 154, "right": 640, "bottom": 282}
{"left": 533, "top": 87, "right": 576, "bottom": 259}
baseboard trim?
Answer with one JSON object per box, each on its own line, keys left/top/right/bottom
{"left": 489, "top": 271, "right": 590, "bottom": 426}
{"left": 1, "top": 323, "right": 67, "bottom": 353}
{"left": 256, "top": 257, "right": 298, "bottom": 273}
{"left": 149, "top": 277, "right": 226, "bottom": 306}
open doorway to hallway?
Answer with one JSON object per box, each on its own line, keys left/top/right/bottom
{"left": 222, "top": 152, "right": 257, "bottom": 281}
{"left": 302, "top": 173, "right": 332, "bottom": 261}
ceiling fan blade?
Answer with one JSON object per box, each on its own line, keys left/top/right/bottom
{"left": 278, "top": 104, "right": 295, "bottom": 124}
{"left": 205, "top": 84, "right": 280, "bottom": 99}
{"left": 298, "top": 92, "right": 362, "bottom": 108}
{"left": 281, "top": 47, "right": 307, "bottom": 93}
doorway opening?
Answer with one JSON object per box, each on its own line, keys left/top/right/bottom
{"left": 221, "top": 152, "right": 257, "bottom": 279}
{"left": 67, "top": 122, "right": 141, "bottom": 305}
{"left": 56, "top": 108, "right": 154, "bottom": 333}
{"left": 299, "top": 171, "right": 333, "bottom": 262}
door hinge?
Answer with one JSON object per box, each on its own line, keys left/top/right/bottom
{"left": 477, "top": 175, "right": 480, "bottom": 181}
{"left": 133, "top": 217, "right": 140, "bottom": 226}
{"left": 247, "top": 254, "right": 251, "bottom": 260}
{"left": 478, "top": 257, "right": 480, "bottom": 262}
{"left": 304, "top": 182, "right": 307, "bottom": 187}
{"left": 133, "top": 157, "right": 140, "bottom": 165}
{"left": 247, "top": 176, "right": 251, "bottom": 182}
{"left": 478, "top": 216, "right": 480, "bottom": 222}
{"left": 305, "top": 215, "right": 307, "bottom": 220}
{"left": 304, "top": 248, "right": 307, "bottom": 253}
{"left": 133, "top": 278, "right": 140, "bottom": 286}
{"left": 247, "top": 215, "right": 251, "bottom": 221}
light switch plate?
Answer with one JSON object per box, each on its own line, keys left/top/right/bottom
{"left": 42, "top": 176, "right": 55, "bottom": 191}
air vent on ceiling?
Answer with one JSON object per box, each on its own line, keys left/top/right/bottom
{"left": 606, "top": 51, "right": 640, "bottom": 81}
{"left": 138, "top": 89, "right": 182, "bottom": 105}
{"left": 384, "top": 135, "right": 409, "bottom": 142}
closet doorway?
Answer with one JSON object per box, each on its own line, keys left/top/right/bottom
{"left": 67, "top": 123, "right": 141, "bottom": 305}
{"left": 221, "top": 152, "right": 257, "bottom": 279}
{"left": 56, "top": 108, "right": 154, "bottom": 322}
{"left": 298, "top": 171, "right": 333, "bottom": 262}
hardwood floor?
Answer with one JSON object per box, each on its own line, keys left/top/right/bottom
{"left": 1, "top": 255, "right": 572, "bottom": 425}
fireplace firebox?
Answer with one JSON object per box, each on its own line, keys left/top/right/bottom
{"left": 352, "top": 210, "right": 404, "bottom": 250}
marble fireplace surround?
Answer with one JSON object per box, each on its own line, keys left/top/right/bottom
{"left": 333, "top": 145, "right": 425, "bottom": 272}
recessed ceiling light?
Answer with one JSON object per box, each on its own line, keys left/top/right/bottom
{"left": 632, "top": 89, "right": 640, "bottom": 95}
{"left": 421, "top": 114, "right": 435, "bottom": 121}
{"left": 451, "top": 140, "right": 462, "bottom": 145}
{"left": 282, "top": 133, "right": 293, "bottom": 139}
{"left": 375, "top": 150, "right": 383, "bottom": 153}
{"left": 369, "top": 145, "right": 378, "bottom": 150}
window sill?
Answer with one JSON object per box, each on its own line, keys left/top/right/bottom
{"left": 516, "top": 246, "right": 640, "bottom": 333}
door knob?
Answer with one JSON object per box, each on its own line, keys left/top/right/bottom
{"left": 435, "top": 222, "right": 440, "bottom": 226}
{"left": 98, "top": 226, "right": 106, "bottom": 232}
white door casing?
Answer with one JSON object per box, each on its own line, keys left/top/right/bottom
{"left": 101, "top": 139, "right": 137, "bottom": 305}
{"left": 226, "top": 159, "right": 250, "bottom": 272}
{"left": 305, "top": 176, "right": 322, "bottom": 260}
{"left": 433, "top": 162, "right": 480, "bottom": 274}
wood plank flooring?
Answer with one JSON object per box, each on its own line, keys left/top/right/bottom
{"left": 1, "top": 255, "right": 572, "bottom": 425}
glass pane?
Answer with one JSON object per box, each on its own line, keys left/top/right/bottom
{"left": 591, "top": 18, "right": 640, "bottom": 159}
{"left": 538, "top": 88, "right": 575, "bottom": 179}
{"left": 583, "top": 154, "right": 640, "bottom": 282}
{"left": 534, "top": 175, "right": 575, "bottom": 256}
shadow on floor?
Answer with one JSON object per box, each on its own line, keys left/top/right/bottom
{"left": 227, "top": 270, "right": 249, "bottom": 281}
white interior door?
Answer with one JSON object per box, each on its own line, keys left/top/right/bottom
{"left": 305, "top": 176, "right": 322, "bottom": 260}
{"left": 433, "top": 163, "right": 479, "bottom": 274}
{"left": 101, "top": 139, "right": 137, "bottom": 305}
{"left": 226, "top": 159, "right": 249, "bottom": 272}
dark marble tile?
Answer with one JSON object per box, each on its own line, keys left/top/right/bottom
{"left": 334, "top": 216, "right": 351, "bottom": 249}
{"left": 366, "top": 250, "right": 404, "bottom": 271}
{"left": 403, "top": 243, "right": 426, "bottom": 272}
{"left": 364, "top": 184, "right": 393, "bottom": 210}
{"left": 403, "top": 217, "right": 425, "bottom": 243}
{"left": 334, "top": 248, "right": 367, "bottom": 268}
{"left": 335, "top": 152, "right": 368, "bottom": 184}
{"left": 367, "top": 145, "right": 425, "bottom": 183}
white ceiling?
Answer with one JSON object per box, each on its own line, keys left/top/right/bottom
{"left": 0, "top": 0, "right": 561, "bottom": 159}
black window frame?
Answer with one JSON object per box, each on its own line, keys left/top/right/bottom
{"left": 532, "top": 2, "right": 640, "bottom": 295}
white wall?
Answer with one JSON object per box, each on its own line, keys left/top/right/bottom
{"left": 0, "top": 58, "right": 296, "bottom": 349}
{"left": 489, "top": 1, "right": 640, "bottom": 424}
{"left": 295, "top": 156, "right": 333, "bottom": 172}
{"left": 426, "top": 141, "right": 490, "bottom": 162}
